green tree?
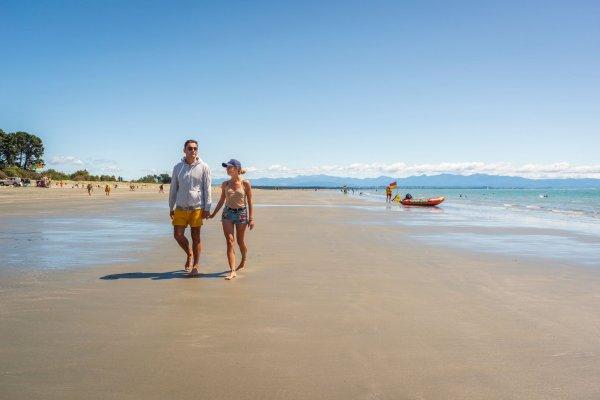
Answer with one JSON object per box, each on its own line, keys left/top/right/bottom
{"left": 2, "top": 165, "right": 24, "bottom": 177}
{"left": 44, "top": 169, "right": 70, "bottom": 180}
{"left": 0, "top": 131, "right": 44, "bottom": 169}
{"left": 21, "top": 133, "right": 44, "bottom": 169}
{"left": 0, "top": 130, "right": 17, "bottom": 167}
{"left": 158, "top": 173, "right": 171, "bottom": 184}
{"left": 70, "top": 169, "right": 91, "bottom": 181}
{"left": 136, "top": 174, "right": 158, "bottom": 183}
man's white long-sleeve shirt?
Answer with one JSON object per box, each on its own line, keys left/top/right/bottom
{"left": 169, "top": 157, "right": 212, "bottom": 211}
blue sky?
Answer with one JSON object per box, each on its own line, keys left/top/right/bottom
{"left": 1, "top": 0, "right": 599, "bottom": 179}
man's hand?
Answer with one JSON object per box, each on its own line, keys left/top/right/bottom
{"left": 202, "top": 210, "right": 211, "bottom": 220}
{"left": 170, "top": 210, "right": 175, "bottom": 219}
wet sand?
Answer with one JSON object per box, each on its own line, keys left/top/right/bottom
{"left": 2, "top": 187, "right": 600, "bottom": 399}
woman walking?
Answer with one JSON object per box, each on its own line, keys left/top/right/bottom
{"left": 210, "top": 159, "right": 254, "bottom": 280}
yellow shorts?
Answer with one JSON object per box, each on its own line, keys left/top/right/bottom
{"left": 172, "top": 208, "right": 204, "bottom": 227}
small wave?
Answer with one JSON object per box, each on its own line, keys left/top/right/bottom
{"left": 550, "top": 209, "right": 588, "bottom": 217}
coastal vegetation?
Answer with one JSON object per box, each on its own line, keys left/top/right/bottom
{"left": 0, "top": 129, "right": 169, "bottom": 182}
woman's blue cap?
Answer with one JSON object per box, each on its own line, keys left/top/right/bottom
{"left": 222, "top": 159, "right": 241, "bottom": 169}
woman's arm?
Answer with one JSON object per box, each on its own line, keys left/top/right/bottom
{"left": 244, "top": 180, "right": 254, "bottom": 229}
{"left": 210, "top": 182, "right": 227, "bottom": 218}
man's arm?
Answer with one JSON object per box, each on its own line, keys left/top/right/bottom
{"left": 168, "top": 165, "right": 178, "bottom": 212}
{"left": 201, "top": 164, "right": 212, "bottom": 216}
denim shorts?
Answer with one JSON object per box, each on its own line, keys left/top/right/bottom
{"left": 221, "top": 206, "right": 248, "bottom": 225}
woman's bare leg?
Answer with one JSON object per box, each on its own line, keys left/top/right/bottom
{"left": 235, "top": 223, "right": 248, "bottom": 270}
{"left": 222, "top": 220, "right": 236, "bottom": 280}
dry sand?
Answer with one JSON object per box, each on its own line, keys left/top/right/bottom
{"left": 1, "top": 186, "right": 600, "bottom": 399}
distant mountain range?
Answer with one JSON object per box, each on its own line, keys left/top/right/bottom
{"left": 214, "top": 173, "right": 600, "bottom": 189}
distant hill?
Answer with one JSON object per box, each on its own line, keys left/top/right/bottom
{"left": 214, "top": 173, "right": 600, "bottom": 189}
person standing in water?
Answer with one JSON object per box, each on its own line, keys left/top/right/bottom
{"left": 210, "top": 159, "right": 254, "bottom": 281}
{"left": 385, "top": 186, "right": 392, "bottom": 202}
{"left": 169, "top": 139, "right": 212, "bottom": 276}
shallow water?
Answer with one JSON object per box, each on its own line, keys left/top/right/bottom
{"left": 0, "top": 201, "right": 169, "bottom": 270}
{"left": 1, "top": 193, "right": 599, "bottom": 271}
{"left": 356, "top": 189, "right": 600, "bottom": 266}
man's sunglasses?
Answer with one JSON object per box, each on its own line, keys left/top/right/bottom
{"left": 186, "top": 147, "right": 198, "bottom": 151}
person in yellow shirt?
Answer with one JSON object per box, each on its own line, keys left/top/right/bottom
{"left": 386, "top": 186, "right": 392, "bottom": 203}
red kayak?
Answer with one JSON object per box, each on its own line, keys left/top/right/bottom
{"left": 401, "top": 196, "right": 445, "bottom": 206}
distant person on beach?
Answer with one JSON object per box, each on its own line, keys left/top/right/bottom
{"left": 169, "top": 139, "right": 212, "bottom": 276}
{"left": 210, "top": 159, "right": 254, "bottom": 281}
{"left": 386, "top": 186, "right": 392, "bottom": 202}
{"left": 159, "top": 184, "right": 164, "bottom": 194}
{"left": 86, "top": 183, "right": 93, "bottom": 196}
{"left": 104, "top": 184, "right": 111, "bottom": 196}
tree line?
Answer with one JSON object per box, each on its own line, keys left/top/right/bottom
{"left": 0, "top": 128, "right": 171, "bottom": 183}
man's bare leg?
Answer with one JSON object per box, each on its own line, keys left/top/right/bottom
{"left": 189, "top": 227, "right": 202, "bottom": 275}
{"left": 173, "top": 226, "right": 193, "bottom": 272}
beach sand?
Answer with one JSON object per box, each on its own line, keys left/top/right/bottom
{"left": 1, "top": 187, "right": 600, "bottom": 399}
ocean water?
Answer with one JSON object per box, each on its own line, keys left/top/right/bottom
{"left": 358, "top": 188, "right": 600, "bottom": 265}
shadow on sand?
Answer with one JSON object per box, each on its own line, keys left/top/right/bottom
{"left": 100, "top": 270, "right": 229, "bottom": 280}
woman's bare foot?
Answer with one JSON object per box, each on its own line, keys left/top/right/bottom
{"left": 189, "top": 265, "right": 200, "bottom": 276}
{"left": 236, "top": 257, "right": 247, "bottom": 271}
{"left": 184, "top": 253, "right": 193, "bottom": 272}
{"left": 225, "top": 270, "right": 236, "bottom": 280}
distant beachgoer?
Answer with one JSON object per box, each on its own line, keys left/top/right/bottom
{"left": 169, "top": 139, "right": 212, "bottom": 276}
{"left": 105, "top": 184, "right": 111, "bottom": 196}
{"left": 404, "top": 193, "right": 413, "bottom": 200}
{"left": 386, "top": 186, "right": 392, "bottom": 202}
{"left": 210, "top": 159, "right": 254, "bottom": 281}
{"left": 159, "top": 184, "right": 164, "bottom": 194}
{"left": 86, "top": 183, "right": 93, "bottom": 196}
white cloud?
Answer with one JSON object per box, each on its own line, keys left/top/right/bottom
{"left": 49, "top": 155, "right": 84, "bottom": 166}
{"left": 239, "top": 162, "right": 600, "bottom": 179}
{"left": 47, "top": 155, "right": 121, "bottom": 174}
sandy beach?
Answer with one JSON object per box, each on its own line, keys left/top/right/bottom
{"left": 2, "top": 186, "right": 600, "bottom": 399}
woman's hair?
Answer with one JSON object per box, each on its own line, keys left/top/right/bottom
{"left": 239, "top": 168, "right": 247, "bottom": 175}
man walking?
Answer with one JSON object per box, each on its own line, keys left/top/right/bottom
{"left": 169, "top": 139, "right": 212, "bottom": 276}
